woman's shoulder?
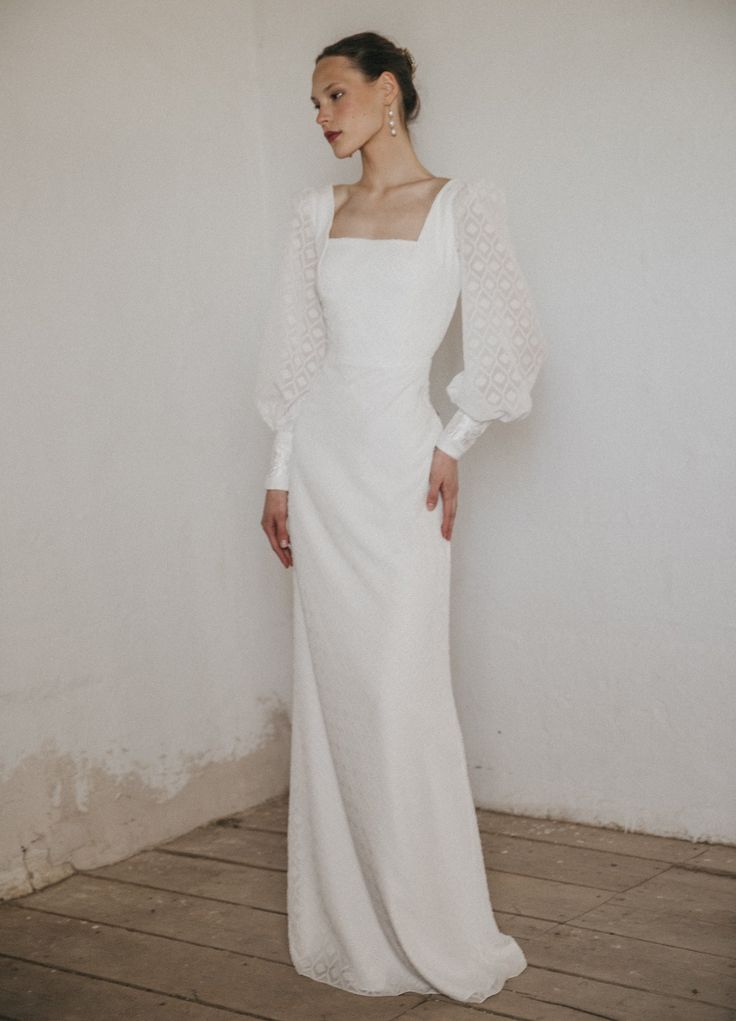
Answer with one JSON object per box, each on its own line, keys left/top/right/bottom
{"left": 448, "top": 174, "right": 508, "bottom": 231}
{"left": 282, "top": 183, "right": 333, "bottom": 234}
{"left": 288, "top": 173, "right": 501, "bottom": 197}
{"left": 450, "top": 173, "right": 505, "bottom": 203}
{"left": 285, "top": 174, "right": 505, "bottom": 232}
{"left": 287, "top": 182, "right": 324, "bottom": 210}
{"left": 283, "top": 182, "right": 335, "bottom": 241}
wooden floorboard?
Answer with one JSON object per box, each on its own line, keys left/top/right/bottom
{"left": 0, "top": 955, "right": 256, "bottom": 1020}
{"left": 0, "top": 792, "right": 734, "bottom": 1021}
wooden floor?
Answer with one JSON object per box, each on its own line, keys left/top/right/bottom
{"left": 0, "top": 792, "right": 734, "bottom": 1020}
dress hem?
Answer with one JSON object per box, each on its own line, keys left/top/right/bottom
{"left": 289, "top": 939, "right": 527, "bottom": 1002}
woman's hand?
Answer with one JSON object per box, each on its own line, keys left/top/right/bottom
{"left": 426, "top": 447, "right": 459, "bottom": 541}
{"left": 262, "top": 489, "right": 292, "bottom": 568}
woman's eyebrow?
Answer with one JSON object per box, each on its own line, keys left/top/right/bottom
{"left": 310, "top": 82, "right": 342, "bottom": 102}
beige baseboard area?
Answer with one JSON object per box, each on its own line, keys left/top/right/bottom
{"left": 0, "top": 707, "right": 291, "bottom": 902}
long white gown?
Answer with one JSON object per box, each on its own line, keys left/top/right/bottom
{"left": 255, "top": 175, "right": 547, "bottom": 1002}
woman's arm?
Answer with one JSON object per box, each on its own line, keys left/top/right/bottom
{"left": 254, "top": 185, "right": 329, "bottom": 490}
{"left": 255, "top": 185, "right": 329, "bottom": 565}
{"left": 428, "top": 176, "right": 548, "bottom": 539}
{"left": 435, "top": 176, "right": 548, "bottom": 458}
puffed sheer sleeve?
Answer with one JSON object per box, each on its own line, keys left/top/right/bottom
{"left": 254, "top": 186, "right": 329, "bottom": 489}
{"left": 434, "top": 177, "right": 548, "bottom": 460}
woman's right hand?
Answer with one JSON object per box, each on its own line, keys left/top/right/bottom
{"left": 261, "top": 489, "right": 292, "bottom": 568}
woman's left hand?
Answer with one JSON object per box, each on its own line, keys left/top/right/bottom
{"left": 426, "top": 447, "right": 459, "bottom": 541}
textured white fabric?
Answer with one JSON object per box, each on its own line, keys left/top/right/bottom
{"left": 254, "top": 177, "right": 546, "bottom": 1000}
{"left": 434, "top": 407, "right": 491, "bottom": 460}
{"left": 255, "top": 186, "right": 329, "bottom": 433}
{"left": 256, "top": 176, "right": 547, "bottom": 483}
{"left": 256, "top": 186, "right": 329, "bottom": 491}
{"left": 263, "top": 427, "right": 292, "bottom": 491}
{"left": 435, "top": 176, "right": 547, "bottom": 456}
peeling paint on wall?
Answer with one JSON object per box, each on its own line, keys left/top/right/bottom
{"left": 0, "top": 705, "right": 291, "bottom": 901}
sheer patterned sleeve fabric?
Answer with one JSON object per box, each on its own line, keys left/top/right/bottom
{"left": 255, "top": 186, "right": 328, "bottom": 490}
{"left": 434, "top": 176, "right": 548, "bottom": 460}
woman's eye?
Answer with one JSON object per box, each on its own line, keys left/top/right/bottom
{"left": 312, "top": 91, "right": 343, "bottom": 110}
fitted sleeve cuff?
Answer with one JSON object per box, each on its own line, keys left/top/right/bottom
{"left": 434, "top": 409, "right": 490, "bottom": 460}
{"left": 264, "top": 427, "right": 293, "bottom": 490}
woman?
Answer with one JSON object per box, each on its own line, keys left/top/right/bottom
{"left": 255, "top": 31, "right": 547, "bottom": 1003}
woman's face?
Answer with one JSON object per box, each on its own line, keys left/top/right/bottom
{"left": 311, "top": 55, "right": 396, "bottom": 158}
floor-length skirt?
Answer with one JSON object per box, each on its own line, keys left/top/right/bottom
{"left": 283, "top": 353, "right": 527, "bottom": 1001}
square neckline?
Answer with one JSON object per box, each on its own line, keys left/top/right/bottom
{"left": 326, "top": 178, "right": 455, "bottom": 245}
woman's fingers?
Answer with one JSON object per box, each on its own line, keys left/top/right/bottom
{"left": 441, "top": 483, "right": 457, "bottom": 541}
{"left": 264, "top": 517, "right": 290, "bottom": 567}
{"left": 261, "top": 492, "right": 292, "bottom": 568}
{"left": 271, "top": 520, "right": 292, "bottom": 567}
{"left": 427, "top": 449, "right": 459, "bottom": 540}
{"left": 275, "top": 516, "right": 291, "bottom": 552}
{"left": 426, "top": 474, "right": 441, "bottom": 510}
{"left": 273, "top": 518, "right": 292, "bottom": 567}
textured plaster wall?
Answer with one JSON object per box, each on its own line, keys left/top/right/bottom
{"left": 1, "top": 1, "right": 734, "bottom": 904}
{"left": 1, "top": 0, "right": 292, "bottom": 900}
{"left": 254, "top": 0, "right": 736, "bottom": 844}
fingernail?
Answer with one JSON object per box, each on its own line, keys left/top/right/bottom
{"left": 280, "top": 539, "right": 288, "bottom": 548}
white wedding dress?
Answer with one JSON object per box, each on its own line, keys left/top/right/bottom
{"left": 255, "top": 175, "right": 547, "bottom": 1002}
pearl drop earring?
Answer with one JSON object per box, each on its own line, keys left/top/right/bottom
{"left": 388, "top": 107, "right": 396, "bottom": 136}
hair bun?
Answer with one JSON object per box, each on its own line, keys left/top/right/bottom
{"left": 399, "top": 46, "right": 416, "bottom": 76}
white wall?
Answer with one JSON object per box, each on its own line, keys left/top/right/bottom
{"left": 255, "top": 0, "right": 736, "bottom": 843}
{"left": 0, "top": 0, "right": 292, "bottom": 899}
{"left": 1, "top": 1, "right": 734, "bottom": 901}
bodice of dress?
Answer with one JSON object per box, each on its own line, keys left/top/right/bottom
{"left": 255, "top": 175, "right": 548, "bottom": 490}
{"left": 317, "top": 180, "right": 461, "bottom": 372}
